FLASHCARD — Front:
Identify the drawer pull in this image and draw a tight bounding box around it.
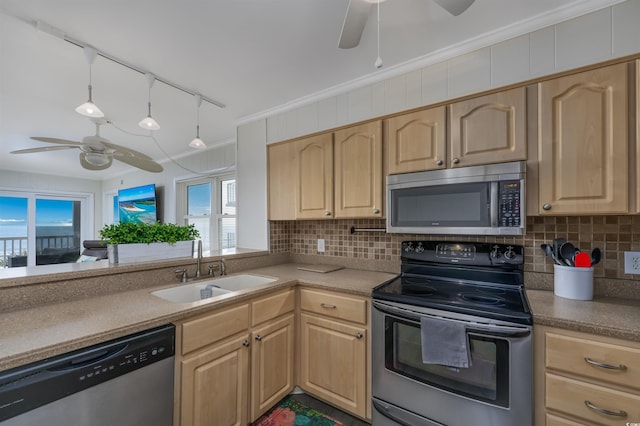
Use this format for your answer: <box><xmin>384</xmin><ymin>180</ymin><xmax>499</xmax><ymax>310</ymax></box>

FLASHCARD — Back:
<box><xmin>321</xmin><ymin>303</ymin><xmax>337</xmax><ymax>309</ymax></box>
<box><xmin>584</xmin><ymin>357</ymin><xmax>627</xmax><ymax>371</ymax></box>
<box><xmin>584</xmin><ymin>400</ymin><xmax>627</xmax><ymax>418</ymax></box>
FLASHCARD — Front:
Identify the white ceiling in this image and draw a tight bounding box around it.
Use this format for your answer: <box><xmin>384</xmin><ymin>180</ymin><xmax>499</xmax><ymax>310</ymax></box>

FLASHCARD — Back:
<box><xmin>0</xmin><ymin>0</ymin><xmax>622</xmax><ymax>180</ymax></box>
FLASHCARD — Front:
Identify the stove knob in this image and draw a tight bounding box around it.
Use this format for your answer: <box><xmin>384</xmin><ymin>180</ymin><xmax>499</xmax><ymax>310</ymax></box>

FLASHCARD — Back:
<box><xmin>504</xmin><ymin>246</ymin><xmax>516</xmax><ymax>260</ymax></box>
<box><xmin>404</xmin><ymin>243</ymin><xmax>414</xmax><ymax>253</ymax></box>
<box><xmin>415</xmin><ymin>244</ymin><xmax>425</xmax><ymax>253</ymax></box>
<box><xmin>490</xmin><ymin>245</ymin><xmax>502</xmax><ymax>259</ymax></box>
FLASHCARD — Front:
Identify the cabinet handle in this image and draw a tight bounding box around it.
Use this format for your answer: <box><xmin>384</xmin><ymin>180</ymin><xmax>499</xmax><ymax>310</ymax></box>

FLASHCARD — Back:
<box><xmin>584</xmin><ymin>357</ymin><xmax>627</xmax><ymax>371</ymax></box>
<box><xmin>542</xmin><ymin>203</ymin><xmax>552</xmax><ymax>211</ymax></box>
<box><xmin>324</xmin><ymin>211</ymin><xmax>332</xmax><ymax>216</ymax></box>
<box><xmin>255</xmin><ymin>335</ymin><xmax>263</xmax><ymax>342</ymax></box>
<box><xmin>321</xmin><ymin>303</ymin><xmax>337</xmax><ymax>309</ymax></box>
<box><xmin>242</xmin><ymin>340</ymin><xmax>250</xmax><ymax>347</ymax></box>
<box><xmin>373</xmin><ymin>209</ymin><xmax>380</xmax><ymax>214</ymax></box>
<box><xmin>584</xmin><ymin>401</ymin><xmax>627</xmax><ymax>418</ymax></box>
<box><xmin>452</xmin><ymin>158</ymin><xmax>460</xmax><ymax>165</ymax></box>
<box><xmin>436</xmin><ymin>159</ymin><xmax>443</xmax><ymax>166</ymax></box>
<box><xmin>356</xmin><ymin>332</ymin><xmax>364</xmax><ymax>339</ymax></box>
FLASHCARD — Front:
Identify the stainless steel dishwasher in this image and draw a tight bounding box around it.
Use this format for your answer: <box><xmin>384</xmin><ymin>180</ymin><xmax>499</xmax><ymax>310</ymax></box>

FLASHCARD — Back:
<box><xmin>0</xmin><ymin>324</ymin><xmax>175</xmax><ymax>426</ymax></box>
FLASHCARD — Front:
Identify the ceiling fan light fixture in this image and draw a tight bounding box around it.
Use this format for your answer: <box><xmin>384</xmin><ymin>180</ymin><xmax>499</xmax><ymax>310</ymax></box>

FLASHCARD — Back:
<box><xmin>84</xmin><ymin>152</ymin><xmax>110</xmax><ymax>166</ymax></box>
<box><xmin>138</xmin><ymin>73</ymin><xmax>160</xmax><ymax>130</ymax></box>
<box><xmin>76</xmin><ymin>46</ymin><xmax>104</xmax><ymax>118</ymax></box>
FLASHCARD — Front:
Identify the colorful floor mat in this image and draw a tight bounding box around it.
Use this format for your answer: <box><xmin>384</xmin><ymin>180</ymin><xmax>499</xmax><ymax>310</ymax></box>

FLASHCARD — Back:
<box><xmin>253</xmin><ymin>396</ymin><xmax>344</xmax><ymax>426</ymax></box>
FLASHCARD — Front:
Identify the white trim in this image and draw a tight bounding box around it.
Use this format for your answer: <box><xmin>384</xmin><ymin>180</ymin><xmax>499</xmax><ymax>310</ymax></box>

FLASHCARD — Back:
<box><xmin>235</xmin><ymin>0</ymin><xmax>627</xmax><ymax>126</ymax></box>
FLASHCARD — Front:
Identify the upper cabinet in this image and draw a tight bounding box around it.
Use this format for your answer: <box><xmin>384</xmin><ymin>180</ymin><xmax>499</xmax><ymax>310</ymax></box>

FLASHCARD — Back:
<box><xmin>267</xmin><ymin>142</ymin><xmax>296</xmax><ymax>220</ymax></box>
<box><xmin>333</xmin><ymin>121</ymin><xmax>383</xmax><ymax>218</ymax></box>
<box><xmin>295</xmin><ymin>133</ymin><xmax>334</xmax><ymax>219</ymax></box>
<box><xmin>537</xmin><ymin>62</ymin><xmax>629</xmax><ymax>215</ymax></box>
<box><xmin>449</xmin><ymin>86</ymin><xmax>527</xmax><ymax>168</ymax></box>
<box><xmin>385</xmin><ymin>106</ymin><xmax>447</xmax><ymax>174</ymax></box>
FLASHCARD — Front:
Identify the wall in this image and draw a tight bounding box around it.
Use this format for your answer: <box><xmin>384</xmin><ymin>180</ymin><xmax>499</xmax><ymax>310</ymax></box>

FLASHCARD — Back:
<box><xmin>237</xmin><ymin>0</ymin><xmax>640</xmax><ymax>251</ymax></box>
<box><xmin>269</xmin><ymin>216</ymin><xmax>640</xmax><ymax>281</ymax></box>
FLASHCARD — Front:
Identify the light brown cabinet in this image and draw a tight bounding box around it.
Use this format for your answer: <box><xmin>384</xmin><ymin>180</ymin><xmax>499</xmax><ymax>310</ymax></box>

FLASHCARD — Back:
<box><xmin>536</xmin><ymin>62</ymin><xmax>629</xmax><ymax>215</ymax></box>
<box><xmin>385</xmin><ymin>106</ymin><xmax>447</xmax><ymax>174</ymax></box>
<box><xmin>534</xmin><ymin>325</ymin><xmax>640</xmax><ymax>426</ymax></box>
<box><xmin>299</xmin><ymin>288</ymin><xmax>369</xmax><ymax>419</ymax></box>
<box><xmin>295</xmin><ymin>133</ymin><xmax>334</xmax><ymax>219</ymax></box>
<box><xmin>449</xmin><ymin>86</ymin><xmax>527</xmax><ymax>168</ymax></box>
<box><xmin>267</xmin><ymin>141</ymin><xmax>297</xmax><ymax>220</ymax></box>
<box><xmin>176</xmin><ymin>289</ymin><xmax>295</xmax><ymax>426</ymax></box>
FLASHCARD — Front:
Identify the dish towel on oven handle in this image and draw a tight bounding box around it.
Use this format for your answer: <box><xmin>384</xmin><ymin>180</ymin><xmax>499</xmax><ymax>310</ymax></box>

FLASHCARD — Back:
<box><xmin>420</xmin><ymin>316</ymin><xmax>471</xmax><ymax>368</ymax></box>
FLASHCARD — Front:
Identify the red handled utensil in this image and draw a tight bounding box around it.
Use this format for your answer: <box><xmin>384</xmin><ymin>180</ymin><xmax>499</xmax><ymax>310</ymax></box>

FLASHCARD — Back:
<box><xmin>574</xmin><ymin>251</ymin><xmax>591</xmax><ymax>267</ymax></box>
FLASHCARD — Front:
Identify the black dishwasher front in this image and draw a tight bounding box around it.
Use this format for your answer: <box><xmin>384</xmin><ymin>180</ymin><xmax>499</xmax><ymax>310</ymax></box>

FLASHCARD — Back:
<box><xmin>0</xmin><ymin>324</ymin><xmax>175</xmax><ymax>426</ymax></box>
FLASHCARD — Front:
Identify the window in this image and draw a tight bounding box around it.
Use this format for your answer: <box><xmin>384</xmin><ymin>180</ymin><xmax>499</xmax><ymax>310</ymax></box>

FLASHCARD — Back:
<box><xmin>0</xmin><ymin>190</ymin><xmax>93</xmax><ymax>268</ymax></box>
<box><xmin>177</xmin><ymin>174</ymin><xmax>236</xmax><ymax>252</ymax></box>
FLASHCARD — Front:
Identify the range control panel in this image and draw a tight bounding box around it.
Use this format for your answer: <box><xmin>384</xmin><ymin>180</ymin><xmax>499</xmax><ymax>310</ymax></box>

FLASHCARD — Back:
<box><xmin>402</xmin><ymin>241</ymin><xmax>524</xmax><ymax>267</ymax></box>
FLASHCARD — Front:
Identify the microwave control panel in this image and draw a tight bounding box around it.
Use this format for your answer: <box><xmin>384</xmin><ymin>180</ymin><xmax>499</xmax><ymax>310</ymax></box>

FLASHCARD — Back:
<box><xmin>498</xmin><ymin>181</ymin><xmax>521</xmax><ymax>227</ymax></box>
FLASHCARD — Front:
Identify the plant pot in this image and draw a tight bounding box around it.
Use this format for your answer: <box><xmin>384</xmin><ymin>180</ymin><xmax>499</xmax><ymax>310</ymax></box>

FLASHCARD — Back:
<box><xmin>107</xmin><ymin>240</ymin><xmax>195</xmax><ymax>264</ymax></box>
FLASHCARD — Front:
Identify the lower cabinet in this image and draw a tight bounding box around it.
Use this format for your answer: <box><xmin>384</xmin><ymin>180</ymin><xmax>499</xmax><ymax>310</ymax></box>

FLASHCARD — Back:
<box><xmin>175</xmin><ymin>288</ymin><xmax>295</xmax><ymax>426</ymax></box>
<box><xmin>298</xmin><ymin>288</ymin><xmax>369</xmax><ymax>419</ymax></box>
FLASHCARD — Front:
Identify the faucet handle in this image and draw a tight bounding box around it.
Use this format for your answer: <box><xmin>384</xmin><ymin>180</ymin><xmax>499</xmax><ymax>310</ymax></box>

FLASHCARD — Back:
<box><xmin>208</xmin><ymin>264</ymin><xmax>220</xmax><ymax>277</ymax></box>
<box><xmin>175</xmin><ymin>268</ymin><xmax>188</xmax><ymax>283</ymax></box>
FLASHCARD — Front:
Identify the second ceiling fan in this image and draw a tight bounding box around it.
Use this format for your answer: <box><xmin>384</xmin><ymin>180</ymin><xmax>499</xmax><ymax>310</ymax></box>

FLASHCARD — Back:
<box><xmin>338</xmin><ymin>0</ymin><xmax>476</xmax><ymax>49</ymax></box>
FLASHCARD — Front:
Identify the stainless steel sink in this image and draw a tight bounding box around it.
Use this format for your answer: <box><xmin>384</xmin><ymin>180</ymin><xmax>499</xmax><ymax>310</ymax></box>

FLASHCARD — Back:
<box><xmin>151</xmin><ymin>274</ymin><xmax>277</xmax><ymax>303</ymax></box>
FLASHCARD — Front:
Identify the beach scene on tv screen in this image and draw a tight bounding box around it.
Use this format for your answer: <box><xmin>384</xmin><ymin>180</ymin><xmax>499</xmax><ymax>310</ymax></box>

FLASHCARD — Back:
<box><xmin>118</xmin><ymin>185</ymin><xmax>157</xmax><ymax>224</ymax></box>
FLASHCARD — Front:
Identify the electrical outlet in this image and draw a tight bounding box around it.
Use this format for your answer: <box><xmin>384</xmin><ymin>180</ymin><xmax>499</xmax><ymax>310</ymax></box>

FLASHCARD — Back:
<box><xmin>317</xmin><ymin>239</ymin><xmax>325</xmax><ymax>253</ymax></box>
<box><xmin>624</xmin><ymin>251</ymin><xmax>640</xmax><ymax>274</ymax></box>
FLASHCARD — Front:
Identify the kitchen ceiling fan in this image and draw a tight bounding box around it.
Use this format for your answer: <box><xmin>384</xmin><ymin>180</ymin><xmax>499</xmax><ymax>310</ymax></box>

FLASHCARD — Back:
<box><xmin>10</xmin><ymin>118</ymin><xmax>163</xmax><ymax>173</ymax></box>
<box><xmin>338</xmin><ymin>0</ymin><xmax>476</xmax><ymax>49</ymax></box>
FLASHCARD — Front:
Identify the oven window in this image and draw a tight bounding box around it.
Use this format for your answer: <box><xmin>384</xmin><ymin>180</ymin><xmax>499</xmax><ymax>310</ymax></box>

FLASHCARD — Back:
<box><xmin>390</xmin><ymin>182</ymin><xmax>490</xmax><ymax>228</ymax></box>
<box><xmin>385</xmin><ymin>316</ymin><xmax>509</xmax><ymax>407</ymax></box>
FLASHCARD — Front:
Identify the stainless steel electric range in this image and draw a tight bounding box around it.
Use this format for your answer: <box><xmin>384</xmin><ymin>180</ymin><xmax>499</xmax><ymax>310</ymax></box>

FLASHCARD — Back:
<box><xmin>371</xmin><ymin>241</ymin><xmax>532</xmax><ymax>426</ymax></box>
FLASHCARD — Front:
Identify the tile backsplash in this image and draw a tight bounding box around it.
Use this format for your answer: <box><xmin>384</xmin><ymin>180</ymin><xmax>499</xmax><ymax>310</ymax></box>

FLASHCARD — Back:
<box><xmin>270</xmin><ymin>216</ymin><xmax>640</xmax><ymax>280</ymax></box>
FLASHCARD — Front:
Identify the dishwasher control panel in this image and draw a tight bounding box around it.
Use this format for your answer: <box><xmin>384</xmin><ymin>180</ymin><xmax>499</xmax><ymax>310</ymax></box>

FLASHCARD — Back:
<box><xmin>0</xmin><ymin>324</ymin><xmax>175</xmax><ymax>422</ymax></box>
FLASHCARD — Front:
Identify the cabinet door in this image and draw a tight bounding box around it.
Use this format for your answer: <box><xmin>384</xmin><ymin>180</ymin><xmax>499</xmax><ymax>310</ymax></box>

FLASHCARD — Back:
<box><xmin>180</xmin><ymin>334</ymin><xmax>250</xmax><ymax>426</ymax></box>
<box><xmin>250</xmin><ymin>314</ymin><xmax>295</xmax><ymax>421</ymax></box>
<box><xmin>538</xmin><ymin>63</ymin><xmax>628</xmax><ymax>214</ymax></box>
<box><xmin>334</xmin><ymin>121</ymin><xmax>383</xmax><ymax>218</ymax></box>
<box><xmin>299</xmin><ymin>313</ymin><xmax>367</xmax><ymax>418</ymax></box>
<box><xmin>296</xmin><ymin>133</ymin><xmax>334</xmax><ymax>219</ymax></box>
<box><xmin>385</xmin><ymin>107</ymin><xmax>446</xmax><ymax>174</ymax></box>
<box><xmin>267</xmin><ymin>142</ymin><xmax>296</xmax><ymax>220</ymax></box>
<box><xmin>449</xmin><ymin>87</ymin><xmax>527</xmax><ymax>167</ymax></box>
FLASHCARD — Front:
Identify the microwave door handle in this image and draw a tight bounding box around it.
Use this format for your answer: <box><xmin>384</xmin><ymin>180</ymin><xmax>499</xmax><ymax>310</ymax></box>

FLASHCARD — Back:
<box><xmin>490</xmin><ymin>181</ymin><xmax>498</xmax><ymax>227</ymax></box>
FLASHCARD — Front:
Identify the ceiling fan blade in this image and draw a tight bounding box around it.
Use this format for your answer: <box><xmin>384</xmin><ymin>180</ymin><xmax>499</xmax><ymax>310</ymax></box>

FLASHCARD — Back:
<box><xmin>338</xmin><ymin>0</ymin><xmax>372</xmax><ymax>49</ymax></box>
<box><xmin>432</xmin><ymin>0</ymin><xmax>475</xmax><ymax>16</ymax></box>
<box><xmin>11</xmin><ymin>146</ymin><xmax>78</xmax><ymax>154</ymax></box>
<box><xmin>100</xmin><ymin>141</ymin><xmax>154</xmax><ymax>160</ymax></box>
<box><xmin>31</xmin><ymin>137</ymin><xmax>83</xmax><ymax>146</ymax></box>
<box><xmin>113</xmin><ymin>152</ymin><xmax>163</xmax><ymax>173</ymax></box>
<box><xmin>79</xmin><ymin>152</ymin><xmax>112</xmax><ymax>170</ymax></box>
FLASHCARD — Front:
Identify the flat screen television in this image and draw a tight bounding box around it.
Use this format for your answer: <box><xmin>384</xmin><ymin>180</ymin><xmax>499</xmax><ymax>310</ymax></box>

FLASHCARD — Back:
<box><xmin>117</xmin><ymin>184</ymin><xmax>158</xmax><ymax>224</ymax></box>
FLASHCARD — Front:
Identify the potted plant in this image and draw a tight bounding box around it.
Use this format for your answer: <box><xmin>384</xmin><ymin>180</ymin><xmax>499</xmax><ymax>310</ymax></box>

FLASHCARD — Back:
<box><xmin>99</xmin><ymin>222</ymin><xmax>200</xmax><ymax>264</ymax></box>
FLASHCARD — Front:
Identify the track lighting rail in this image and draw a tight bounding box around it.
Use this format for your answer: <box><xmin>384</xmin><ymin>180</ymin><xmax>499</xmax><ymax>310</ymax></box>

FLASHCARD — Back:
<box><xmin>35</xmin><ymin>20</ymin><xmax>226</xmax><ymax>109</ymax></box>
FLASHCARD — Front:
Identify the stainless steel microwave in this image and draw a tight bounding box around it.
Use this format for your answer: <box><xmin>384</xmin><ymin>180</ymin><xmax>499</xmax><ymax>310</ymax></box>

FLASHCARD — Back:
<box><xmin>386</xmin><ymin>161</ymin><xmax>525</xmax><ymax>235</ymax></box>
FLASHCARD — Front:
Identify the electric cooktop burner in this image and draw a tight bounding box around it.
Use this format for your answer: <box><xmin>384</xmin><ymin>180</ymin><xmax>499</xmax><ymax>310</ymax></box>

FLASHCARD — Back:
<box><xmin>373</xmin><ymin>241</ymin><xmax>532</xmax><ymax>325</ymax></box>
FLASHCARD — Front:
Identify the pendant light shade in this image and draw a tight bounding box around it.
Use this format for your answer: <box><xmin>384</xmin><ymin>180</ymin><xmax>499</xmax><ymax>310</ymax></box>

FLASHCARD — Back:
<box><xmin>76</xmin><ymin>46</ymin><xmax>104</xmax><ymax>118</ymax></box>
<box><xmin>138</xmin><ymin>73</ymin><xmax>160</xmax><ymax>130</ymax></box>
<box><xmin>189</xmin><ymin>95</ymin><xmax>206</xmax><ymax>149</ymax></box>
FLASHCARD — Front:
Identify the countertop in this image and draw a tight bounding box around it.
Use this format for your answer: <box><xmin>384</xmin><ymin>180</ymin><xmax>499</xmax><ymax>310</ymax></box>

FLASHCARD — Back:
<box><xmin>0</xmin><ymin>263</ymin><xmax>396</xmax><ymax>371</ymax></box>
<box><xmin>2</xmin><ymin>263</ymin><xmax>639</xmax><ymax>372</ymax></box>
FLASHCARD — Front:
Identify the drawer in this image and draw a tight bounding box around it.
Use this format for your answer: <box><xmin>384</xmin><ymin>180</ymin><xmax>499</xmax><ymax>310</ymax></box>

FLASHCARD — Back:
<box><xmin>181</xmin><ymin>304</ymin><xmax>249</xmax><ymax>354</ymax></box>
<box><xmin>546</xmin><ymin>373</ymin><xmax>640</xmax><ymax>425</ymax></box>
<box><xmin>299</xmin><ymin>288</ymin><xmax>367</xmax><ymax>324</ymax></box>
<box><xmin>546</xmin><ymin>413</ymin><xmax>595</xmax><ymax>426</ymax></box>
<box><xmin>251</xmin><ymin>288</ymin><xmax>295</xmax><ymax>326</ymax></box>
<box><xmin>546</xmin><ymin>332</ymin><xmax>640</xmax><ymax>391</ymax></box>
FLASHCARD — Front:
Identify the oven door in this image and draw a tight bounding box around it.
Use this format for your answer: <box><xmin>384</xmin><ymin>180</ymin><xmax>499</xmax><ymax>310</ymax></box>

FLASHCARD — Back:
<box><xmin>372</xmin><ymin>300</ymin><xmax>532</xmax><ymax>426</ymax></box>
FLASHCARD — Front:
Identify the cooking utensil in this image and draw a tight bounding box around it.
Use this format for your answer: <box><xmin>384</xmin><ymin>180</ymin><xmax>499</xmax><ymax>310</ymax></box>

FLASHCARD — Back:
<box><xmin>590</xmin><ymin>248</ymin><xmax>601</xmax><ymax>266</ymax></box>
<box><xmin>541</xmin><ymin>243</ymin><xmax>561</xmax><ymax>265</ymax></box>
<box><xmin>574</xmin><ymin>251</ymin><xmax>592</xmax><ymax>267</ymax></box>
<box><xmin>559</xmin><ymin>242</ymin><xmax>577</xmax><ymax>267</ymax></box>
<box><xmin>552</xmin><ymin>238</ymin><xmax>567</xmax><ymax>261</ymax></box>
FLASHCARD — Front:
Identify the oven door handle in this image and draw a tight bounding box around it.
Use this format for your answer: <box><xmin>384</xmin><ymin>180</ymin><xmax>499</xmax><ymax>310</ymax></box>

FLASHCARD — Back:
<box><xmin>373</xmin><ymin>399</ymin><xmax>445</xmax><ymax>426</ymax></box>
<box><xmin>373</xmin><ymin>301</ymin><xmax>531</xmax><ymax>338</ymax></box>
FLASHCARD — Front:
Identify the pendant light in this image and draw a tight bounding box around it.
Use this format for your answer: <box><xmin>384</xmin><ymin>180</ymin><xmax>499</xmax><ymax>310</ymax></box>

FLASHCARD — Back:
<box><xmin>374</xmin><ymin>0</ymin><xmax>383</xmax><ymax>69</ymax></box>
<box><xmin>138</xmin><ymin>73</ymin><xmax>160</xmax><ymax>130</ymax></box>
<box><xmin>75</xmin><ymin>46</ymin><xmax>104</xmax><ymax>118</ymax></box>
<box><xmin>189</xmin><ymin>95</ymin><xmax>206</xmax><ymax>149</ymax></box>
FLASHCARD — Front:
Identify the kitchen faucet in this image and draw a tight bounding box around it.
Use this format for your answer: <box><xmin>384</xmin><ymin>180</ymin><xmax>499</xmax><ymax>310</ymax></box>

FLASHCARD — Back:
<box><xmin>208</xmin><ymin>258</ymin><xmax>226</xmax><ymax>276</ymax></box>
<box><xmin>195</xmin><ymin>239</ymin><xmax>203</xmax><ymax>278</ymax></box>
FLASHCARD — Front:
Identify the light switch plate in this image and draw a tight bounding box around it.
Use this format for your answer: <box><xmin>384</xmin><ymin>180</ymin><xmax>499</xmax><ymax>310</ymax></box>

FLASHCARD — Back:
<box><xmin>624</xmin><ymin>251</ymin><xmax>640</xmax><ymax>274</ymax></box>
<box><xmin>317</xmin><ymin>239</ymin><xmax>325</xmax><ymax>253</ymax></box>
